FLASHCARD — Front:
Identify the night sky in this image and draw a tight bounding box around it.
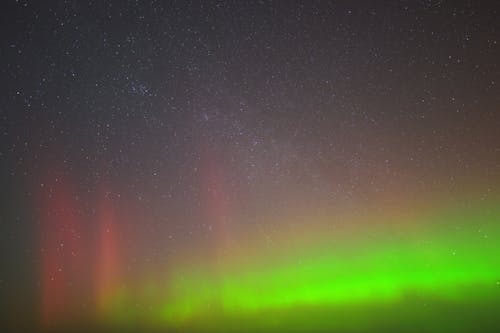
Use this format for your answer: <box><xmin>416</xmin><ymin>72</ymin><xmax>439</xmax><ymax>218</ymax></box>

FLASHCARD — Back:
<box><xmin>1</xmin><ymin>1</ymin><xmax>500</xmax><ymax>332</ymax></box>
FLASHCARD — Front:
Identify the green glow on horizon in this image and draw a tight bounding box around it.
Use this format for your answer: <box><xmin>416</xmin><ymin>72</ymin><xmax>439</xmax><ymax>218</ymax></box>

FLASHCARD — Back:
<box><xmin>158</xmin><ymin>202</ymin><xmax>500</xmax><ymax>329</ymax></box>
<box><xmin>90</xmin><ymin>200</ymin><xmax>500</xmax><ymax>331</ymax></box>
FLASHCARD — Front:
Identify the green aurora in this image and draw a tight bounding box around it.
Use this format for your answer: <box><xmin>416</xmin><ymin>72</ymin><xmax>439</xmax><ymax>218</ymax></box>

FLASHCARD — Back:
<box><xmin>98</xmin><ymin>200</ymin><xmax>500</xmax><ymax>332</ymax></box>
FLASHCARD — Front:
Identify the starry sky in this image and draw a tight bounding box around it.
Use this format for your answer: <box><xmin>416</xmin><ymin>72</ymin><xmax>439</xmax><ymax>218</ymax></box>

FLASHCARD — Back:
<box><xmin>1</xmin><ymin>1</ymin><xmax>500</xmax><ymax>332</ymax></box>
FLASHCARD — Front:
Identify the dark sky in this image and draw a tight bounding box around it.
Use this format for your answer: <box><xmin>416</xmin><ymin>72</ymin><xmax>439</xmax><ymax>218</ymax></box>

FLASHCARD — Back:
<box><xmin>1</xmin><ymin>0</ymin><xmax>500</xmax><ymax>330</ymax></box>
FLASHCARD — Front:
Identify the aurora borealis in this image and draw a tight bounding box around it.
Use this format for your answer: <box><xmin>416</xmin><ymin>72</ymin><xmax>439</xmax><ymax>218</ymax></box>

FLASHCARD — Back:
<box><xmin>2</xmin><ymin>1</ymin><xmax>500</xmax><ymax>332</ymax></box>
<box><xmin>30</xmin><ymin>190</ymin><xmax>500</xmax><ymax>332</ymax></box>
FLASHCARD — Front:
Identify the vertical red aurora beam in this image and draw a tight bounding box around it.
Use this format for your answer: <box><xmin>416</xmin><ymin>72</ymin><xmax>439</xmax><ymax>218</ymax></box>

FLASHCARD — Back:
<box><xmin>200</xmin><ymin>147</ymin><xmax>232</xmax><ymax>254</ymax></box>
<box><xmin>39</xmin><ymin>173</ymin><xmax>85</xmax><ymax>327</ymax></box>
<box><xmin>95</xmin><ymin>187</ymin><xmax>121</xmax><ymax>315</ymax></box>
